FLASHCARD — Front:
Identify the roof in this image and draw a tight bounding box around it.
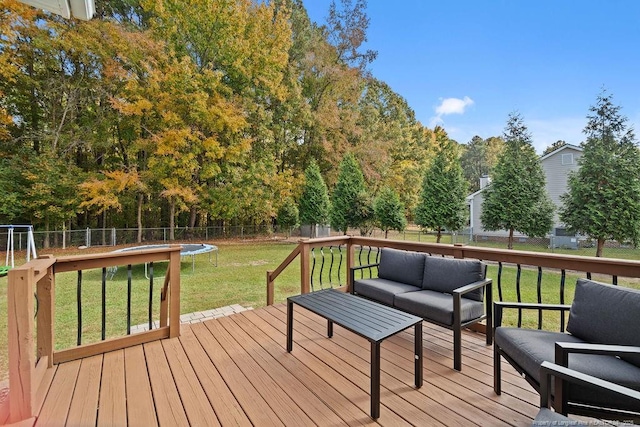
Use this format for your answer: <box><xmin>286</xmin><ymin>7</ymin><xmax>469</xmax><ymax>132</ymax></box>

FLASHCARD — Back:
<box><xmin>18</xmin><ymin>0</ymin><xmax>95</xmax><ymax>20</ymax></box>
<box><xmin>538</xmin><ymin>143</ymin><xmax>583</xmax><ymax>162</ymax></box>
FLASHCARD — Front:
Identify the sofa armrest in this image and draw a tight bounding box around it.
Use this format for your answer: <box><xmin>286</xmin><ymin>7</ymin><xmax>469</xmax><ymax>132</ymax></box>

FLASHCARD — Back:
<box><xmin>493</xmin><ymin>302</ymin><xmax>570</xmax><ymax>328</ymax></box>
<box><xmin>452</xmin><ymin>278</ymin><xmax>492</xmax><ymax>297</ymax></box>
<box><xmin>539</xmin><ymin>361</ymin><xmax>640</xmax><ymax>411</ymax></box>
<box><xmin>554</xmin><ymin>341</ymin><xmax>640</xmax><ymax>365</ymax></box>
<box><xmin>349</xmin><ymin>263</ymin><xmax>379</xmax><ymax>293</ymax></box>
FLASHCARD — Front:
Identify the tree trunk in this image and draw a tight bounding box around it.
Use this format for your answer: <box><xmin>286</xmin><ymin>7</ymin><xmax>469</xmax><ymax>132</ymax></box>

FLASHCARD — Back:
<box><xmin>436</xmin><ymin>228</ymin><xmax>442</xmax><ymax>243</ymax></box>
<box><xmin>508</xmin><ymin>228</ymin><xmax>514</xmax><ymax>250</ymax></box>
<box><xmin>189</xmin><ymin>206</ymin><xmax>197</xmax><ymax>228</ymax></box>
<box><xmin>101</xmin><ymin>211</ymin><xmax>107</xmax><ymax>246</ymax></box>
<box><xmin>169</xmin><ymin>199</ymin><xmax>175</xmax><ymax>240</ymax></box>
<box><xmin>384</xmin><ymin>229</ymin><xmax>388</xmax><ymax>239</ymax></box>
<box><xmin>137</xmin><ymin>193</ymin><xmax>143</xmax><ymax>243</ymax></box>
<box><xmin>43</xmin><ymin>218</ymin><xmax>50</xmax><ymax>249</ymax></box>
<box><xmin>596</xmin><ymin>238</ymin><xmax>605</xmax><ymax>257</ymax></box>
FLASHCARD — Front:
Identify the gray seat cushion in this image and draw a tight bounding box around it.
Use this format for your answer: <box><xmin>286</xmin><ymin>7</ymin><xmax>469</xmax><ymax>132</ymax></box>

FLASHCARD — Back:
<box><xmin>353</xmin><ymin>278</ymin><xmax>420</xmax><ymax>306</ymax></box>
<box><xmin>495</xmin><ymin>327</ymin><xmax>640</xmax><ymax>412</ymax></box>
<box><xmin>393</xmin><ymin>290</ymin><xmax>484</xmax><ymax>325</ymax></box>
<box><xmin>567</xmin><ymin>279</ymin><xmax>640</xmax><ymax>367</ymax></box>
<box><xmin>377</xmin><ymin>247</ymin><xmax>425</xmax><ymax>287</ymax></box>
<box><xmin>422</xmin><ymin>256</ymin><xmax>485</xmax><ymax>301</ymax></box>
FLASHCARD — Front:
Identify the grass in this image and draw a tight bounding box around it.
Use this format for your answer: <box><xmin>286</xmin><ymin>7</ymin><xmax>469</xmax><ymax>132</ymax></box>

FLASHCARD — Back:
<box><xmin>2</xmin><ymin>236</ymin><xmax>640</xmax><ymax>383</ymax></box>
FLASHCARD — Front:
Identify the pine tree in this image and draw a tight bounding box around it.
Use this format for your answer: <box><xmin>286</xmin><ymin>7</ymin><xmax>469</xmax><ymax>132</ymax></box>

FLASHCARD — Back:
<box><xmin>560</xmin><ymin>91</ymin><xmax>640</xmax><ymax>256</ymax></box>
<box><xmin>299</xmin><ymin>161</ymin><xmax>330</xmax><ymax>237</ymax></box>
<box><xmin>481</xmin><ymin>113</ymin><xmax>554</xmax><ymax>249</ymax></box>
<box><xmin>277</xmin><ymin>198</ymin><xmax>300</xmax><ymax>237</ymax></box>
<box><xmin>374</xmin><ymin>186</ymin><xmax>406</xmax><ymax>238</ymax></box>
<box><xmin>415</xmin><ymin>131</ymin><xmax>468</xmax><ymax>243</ymax></box>
<box><xmin>330</xmin><ymin>153</ymin><xmax>367</xmax><ymax>234</ymax></box>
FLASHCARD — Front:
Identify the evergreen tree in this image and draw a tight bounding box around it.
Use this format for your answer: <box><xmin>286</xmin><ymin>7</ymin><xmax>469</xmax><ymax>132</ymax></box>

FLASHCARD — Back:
<box><xmin>374</xmin><ymin>186</ymin><xmax>406</xmax><ymax>238</ymax></box>
<box><xmin>330</xmin><ymin>153</ymin><xmax>367</xmax><ymax>234</ymax></box>
<box><xmin>560</xmin><ymin>91</ymin><xmax>640</xmax><ymax>256</ymax></box>
<box><xmin>276</xmin><ymin>198</ymin><xmax>300</xmax><ymax>237</ymax></box>
<box><xmin>481</xmin><ymin>113</ymin><xmax>554</xmax><ymax>249</ymax></box>
<box><xmin>299</xmin><ymin>161</ymin><xmax>330</xmax><ymax>237</ymax></box>
<box><xmin>415</xmin><ymin>131</ymin><xmax>468</xmax><ymax>243</ymax></box>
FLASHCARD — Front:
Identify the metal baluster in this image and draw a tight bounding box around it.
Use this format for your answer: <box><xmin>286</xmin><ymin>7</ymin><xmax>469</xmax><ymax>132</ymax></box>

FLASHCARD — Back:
<box><xmin>310</xmin><ymin>248</ymin><xmax>317</xmax><ymax>291</ymax></box>
<box><xmin>537</xmin><ymin>267</ymin><xmax>543</xmax><ymax>329</ymax></box>
<box><xmin>328</xmin><ymin>246</ymin><xmax>335</xmax><ymax>287</ymax></box>
<box><xmin>560</xmin><ymin>270</ymin><xmax>566</xmax><ymax>332</ymax></box>
<box><xmin>337</xmin><ymin>245</ymin><xmax>344</xmax><ymax>285</ymax></box>
<box><xmin>127</xmin><ymin>264</ymin><xmax>132</xmax><ymax>335</ymax></box>
<box><xmin>319</xmin><ymin>247</ymin><xmax>326</xmax><ymax>289</ymax></box>
<box><xmin>497</xmin><ymin>262</ymin><xmax>503</xmax><ymax>302</ymax></box>
<box><xmin>77</xmin><ymin>270</ymin><xmax>82</xmax><ymax>346</ymax></box>
<box><xmin>149</xmin><ymin>262</ymin><xmax>154</xmax><ymax>330</ymax></box>
<box><xmin>612</xmin><ymin>275</ymin><xmax>618</xmax><ymax>285</ymax></box>
<box><xmin>516</xmin><ymin>264</ymin><xmax>522</xmax><ymax>328</ymax></box>
<box><xmin>101</xmin><ymin>267</ymin><xmax>107</xmax><ymax>340</ymax></box>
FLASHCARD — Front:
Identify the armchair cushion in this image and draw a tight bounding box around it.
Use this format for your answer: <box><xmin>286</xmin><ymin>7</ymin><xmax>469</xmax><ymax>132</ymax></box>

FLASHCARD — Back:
<box><xmin>566</xmin><ymin>279</ymin><xmax>640</xmax><ymax>367</ymax></box>
<box><xmin>422</xmin><ymin>256</ymin><xmax>485</xmax><ymax>301</ymax></box>
<box><xmin>494</xmin><ymin>327</ymin><xmax>640</xmax><ymax>410</ymax></box>
<box><xmin>394</xmin><ymin>289</ymin><xmax>484</xmax><ymax>325</ymax></box>
<box><xmin>377</xmin><ymin>247</ymin><xmax>425</xmax><ymax>287</ymax></box>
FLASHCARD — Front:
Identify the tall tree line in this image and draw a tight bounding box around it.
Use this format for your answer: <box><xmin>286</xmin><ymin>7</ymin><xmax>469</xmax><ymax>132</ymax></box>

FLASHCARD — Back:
<box><xmin>0</xmin><ymin>0</ymin><xmax>436</xmax><ymax>244</ymax></box>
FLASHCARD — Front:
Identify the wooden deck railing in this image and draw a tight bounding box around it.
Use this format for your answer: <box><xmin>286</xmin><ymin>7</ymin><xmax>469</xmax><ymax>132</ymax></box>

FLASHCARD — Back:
<box><xmin>267</xmin><ymin>236</ymin><xmax>640</xmax><ymax>318</ymax></box>
<box><xmin>5</xmin><ymin>246</ymin><xmax>181</xmax><ymax>424</ymax></box>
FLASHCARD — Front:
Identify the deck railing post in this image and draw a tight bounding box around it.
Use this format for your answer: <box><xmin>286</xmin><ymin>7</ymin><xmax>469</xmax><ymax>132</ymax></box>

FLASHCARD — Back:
<box><xmin>266</xmin><ymin>270</ymin><xmax>275</xmax><ymax>305</ymax></box>
<box><xmin>8</xmin><ymin>267</ymin><xmax>36</xmax><ymax>423</ymax></box>
<box><xmin>347</xmin><ymin>238</ymin><xmax>355</xmax><ymax>292</ymax></box>
<box><xmin>37</xmin><ymin>260</ymin><xmax>55</xmax><ymax>368</ymax></box>
<box><xmin>300</xmin><ymin>240</ymin><xmax>311</xmax><ymax>294</ymax></box>
<box><xmin>169</xmin><ymin>246</ymin><xmax>181</xmax><ymax>338</ymax></box>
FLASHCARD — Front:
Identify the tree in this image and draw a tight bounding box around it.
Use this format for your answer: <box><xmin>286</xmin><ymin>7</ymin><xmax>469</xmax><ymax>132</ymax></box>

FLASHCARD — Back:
<box><xmin>330</xmin><ymin>153</ymin><xmax>367</xmax><ymax>234</ymax></box>
<box><xmin>481</xmin><ymin>113</ymin><xmax>554</xmax><ymax>249</ymax></box>
<box><xmin>542</xmin><ymin>140</ymin><xmax>567</xmax><ymax>156</ymax></box>
<box><xmin>277</xmin><ymin>198</ymin><xmax>300</xmax><ymax>237</ymax></box>
<box><xmin>461</xmin><ymin>135</ymin><xmax>504</xmax><ymax>192</ymax></box>
<box><xmin>374</xmin><ymin>187</ymin><xmax>406</xmax><ymax>238</ymax></box>
<box><xmin>415</xmin><ymin>130</ymin><xmax>468</xmax><ymax>243</ymax></box>
<box><xmin>560</xmin><ymin>91</ymin><xmax>640</xmax><ymax>257</ymax></box>
<box><xmin>299</xmin><ymin>161</ymin><xmax>330</xmax><ymax>237</ymax></box>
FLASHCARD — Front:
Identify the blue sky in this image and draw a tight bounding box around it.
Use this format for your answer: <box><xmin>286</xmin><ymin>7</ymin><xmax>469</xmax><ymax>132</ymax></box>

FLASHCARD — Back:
<box><xmin>304</xmin><ymin>1</ymin><xmax>640</xmax><ymax>153</ymax></box>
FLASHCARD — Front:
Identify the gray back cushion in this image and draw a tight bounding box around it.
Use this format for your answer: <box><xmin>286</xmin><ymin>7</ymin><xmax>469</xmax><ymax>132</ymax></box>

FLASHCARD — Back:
<box><xmin>567</xmin><ymin>278</ymin><xmax>640</xmax><ymax>367</ymax></box>
<box><xmin>422</xmin><ymin>256</ymin><xmax>485</xmax><ymax>301</ymax></box>
<box><xmin>377</xmin><ymin>248</ymin><xmax>425</xmax><ymax>287</ymax></box>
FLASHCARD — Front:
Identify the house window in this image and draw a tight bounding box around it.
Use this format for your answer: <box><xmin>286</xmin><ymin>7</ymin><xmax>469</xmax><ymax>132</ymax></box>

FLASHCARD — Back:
<box><xmin>561</xmin><ymin>153</ymin><xmax>573</xmax><ymax>165</ymax></box>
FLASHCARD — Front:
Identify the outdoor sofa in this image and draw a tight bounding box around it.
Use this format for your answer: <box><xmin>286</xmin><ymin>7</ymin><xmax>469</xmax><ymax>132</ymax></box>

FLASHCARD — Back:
<box><xmin>350</xmin><ymin>247</ymin><xmax>493</xmax><ymax>371</ymax></box>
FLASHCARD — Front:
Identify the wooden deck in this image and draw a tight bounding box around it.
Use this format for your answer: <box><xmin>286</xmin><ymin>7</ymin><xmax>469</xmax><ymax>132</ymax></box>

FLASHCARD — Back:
<box><xmin>31</xmin><ymin>304</ymin><xmax>541</xmax><ymax>426</ymax></box>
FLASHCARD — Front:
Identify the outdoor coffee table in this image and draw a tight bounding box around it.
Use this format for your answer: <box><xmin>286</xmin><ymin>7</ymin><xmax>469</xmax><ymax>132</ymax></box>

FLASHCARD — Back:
<box><xmin>287</xmin><ymin>289</ymin><xmax>423</xmax><ymax>419</ymax></box>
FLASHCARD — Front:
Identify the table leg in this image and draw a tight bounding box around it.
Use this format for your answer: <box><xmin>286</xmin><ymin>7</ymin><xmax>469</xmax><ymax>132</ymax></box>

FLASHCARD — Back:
<box><xmin>371</xmin><ymin>341</ymin><xmax>380</xmax><ymax>419</ymax></box>
<box><xmin>327</xmin><ymin>320</ymin><xmax>333</xmax><ymax>338</ymax></box>
<box><xmin>415</xmin><ymin>321</ymin><xmax>423</xmax><ymax>388</ymax></box>
<box><xmin>287</xmin><ymin>300</ymin><xmax>293</xmax><ymax>352</ymax></box>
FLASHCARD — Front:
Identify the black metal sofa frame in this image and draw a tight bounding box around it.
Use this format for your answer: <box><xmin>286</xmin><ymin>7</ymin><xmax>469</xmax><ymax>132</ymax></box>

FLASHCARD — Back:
<box><xmin>350</xmin><ymin>247</ymin><xmax>493</xmax><ymax>371</ymax></box>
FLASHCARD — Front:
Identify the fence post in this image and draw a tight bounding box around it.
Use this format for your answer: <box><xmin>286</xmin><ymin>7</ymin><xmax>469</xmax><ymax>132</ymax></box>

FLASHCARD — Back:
<box><xmin>85</xmin><ymin>227</ymin><xmax>90</xmax><ymax>247</ymax></box>
<box><xmin>37</xmin><ymin>259</ymin><xmax>55</xmax><ymax>368</ymax></box>
<box><xmin>266</xmin><ymin>271</ymin><xmax>274</xmax><ymax>306</ymax></box>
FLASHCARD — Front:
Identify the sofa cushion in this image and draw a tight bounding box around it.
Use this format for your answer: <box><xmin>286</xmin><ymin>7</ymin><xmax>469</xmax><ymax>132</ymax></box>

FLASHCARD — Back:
<box><xmin>377</xmin><ymin>247</ymin><xmax>425</xmax><ymax>287</ymax></box>
<box><xmin>566</xmin><ymin>279</ymin><xmax>640</xmax><ymax>367</ymax></box>
<box><xmin>353</xmin><ymin>278</ymin><xmax>420</xmax><ymax>306</ymax></box>
<box><xmin>495</xmin><ymin>327</ymin><xmax>640</xmax><ymax>412</ymax></box>
<box><xmin>422</xmin><ymin>256</ymin><xmax>485</xmax><ymax>301</ymax></box>
<box><xmin>393</xmin><ymin>290</ymin><xmax>484</xmax><ymax>325</ymax></box>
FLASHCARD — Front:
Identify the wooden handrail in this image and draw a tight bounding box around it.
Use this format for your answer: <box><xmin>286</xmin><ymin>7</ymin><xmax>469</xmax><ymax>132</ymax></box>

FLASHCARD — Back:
<box><xmin>6</xmin><ymin>246</ymin><xmax>182</xmax><ymax>424</ymax></box>
<box><xmin>268</xmin><ymin>236</ymin><xmax>640</xmax><ymax>306</ymax></box>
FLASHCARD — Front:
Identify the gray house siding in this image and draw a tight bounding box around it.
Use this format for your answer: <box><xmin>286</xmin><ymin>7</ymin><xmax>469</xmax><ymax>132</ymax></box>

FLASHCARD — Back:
<box><xmin>466</xmin><ymin>144</ymin><xmax>583</xmax><ymax>239</ymax></box>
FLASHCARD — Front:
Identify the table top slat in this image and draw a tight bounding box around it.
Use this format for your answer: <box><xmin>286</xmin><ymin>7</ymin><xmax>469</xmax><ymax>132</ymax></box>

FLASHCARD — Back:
<box><xmin>288</xmin><ymin>289</ymin><xmax>422</xmax><ymax>342</ymax></box>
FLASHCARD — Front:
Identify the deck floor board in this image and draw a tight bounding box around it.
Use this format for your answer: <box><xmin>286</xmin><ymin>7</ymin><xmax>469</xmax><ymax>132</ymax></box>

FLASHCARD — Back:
<box><xmin>33</xmin><ymin>303</ymin><xmax>545</xmax><ymax>426</ymax></box>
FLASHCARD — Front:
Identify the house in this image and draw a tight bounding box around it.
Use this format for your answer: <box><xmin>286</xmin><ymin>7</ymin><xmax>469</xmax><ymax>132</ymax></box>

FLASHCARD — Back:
<box><xmin>466</xmin><ymin>143</ymin><xmax>583</xmax><ymax>242</ymax></box>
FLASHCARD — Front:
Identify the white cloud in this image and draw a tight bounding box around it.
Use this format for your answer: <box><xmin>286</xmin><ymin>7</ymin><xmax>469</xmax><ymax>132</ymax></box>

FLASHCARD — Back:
<box><xmin>435</xmin><ymin>96</ymin><xmax>475</xmax><ymax>116</ymax></box>
<box><xmin>430</xmin><ymin>96</ymin><xmax>474</xmax><ymax>129</ymax></box>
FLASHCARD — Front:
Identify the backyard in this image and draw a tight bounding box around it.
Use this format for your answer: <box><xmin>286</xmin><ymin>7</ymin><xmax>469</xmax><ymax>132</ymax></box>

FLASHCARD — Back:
<box><xmin>2</xmin><ymin>232</ymin><xmax>640</xmax><ymax>383</ymax></box>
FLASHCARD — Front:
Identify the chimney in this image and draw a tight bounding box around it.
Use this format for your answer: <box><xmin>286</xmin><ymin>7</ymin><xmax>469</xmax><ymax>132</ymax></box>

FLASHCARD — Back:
<box><xmin>479</xmin><ymin>175</ymin><xmax>491</xmax><ymax>190</ymax></box>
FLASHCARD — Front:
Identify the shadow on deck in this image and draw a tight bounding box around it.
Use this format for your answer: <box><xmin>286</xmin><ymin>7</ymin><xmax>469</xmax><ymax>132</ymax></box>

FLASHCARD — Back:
<box><xmin>30</xmin><ymin>304</ymin><xmax>539</xmax><ymax>426</ymax></box>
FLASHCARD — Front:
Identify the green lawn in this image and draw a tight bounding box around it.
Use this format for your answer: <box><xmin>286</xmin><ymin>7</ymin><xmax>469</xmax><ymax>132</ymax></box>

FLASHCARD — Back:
<box><xmin>1</xmin><ymin>237</ymin><xmax>639</xmax><ymax>383</ymax></box>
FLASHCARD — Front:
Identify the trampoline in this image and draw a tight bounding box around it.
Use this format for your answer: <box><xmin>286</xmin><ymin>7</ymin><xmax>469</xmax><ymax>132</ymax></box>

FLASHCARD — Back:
<box><xmin>109</xmin><ymin>243</ymin><xmax>218</xmax><ymax>278</ymax></box>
